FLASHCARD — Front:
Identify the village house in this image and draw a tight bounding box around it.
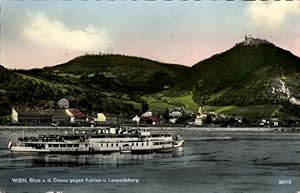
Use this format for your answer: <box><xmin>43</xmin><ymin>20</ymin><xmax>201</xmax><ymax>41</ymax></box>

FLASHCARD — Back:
<box><xmin>52</xmin><ymin>109</ymin><xmax>72</xmax><ymax>126</ymax></box>
<box><xmin>94</xmin><ymin>113</ymin><xmax>118</xmax><ymax>125</ymax></box>
<box><xmin>193</xmin><ymin>106</ymin><xmax>207</xmax><ymax>126</ymax></box>
<box><xmin>258</xmin><ymin>118</ymin><xmax>280</xmax><ymax>127</ymax></box>
<box><xmin>57</xmin><ymin>98</ymin><xmax>70</xmax><ymax>109</ymax></box>
<box><xmin>66</xmin><ymin>108</ymin><xmax>86</xmax><ymax>125</ymax></box>
<box><xmin>12</xmin><ymin>107</ymin><xmax>53</xmax><ymax>125</ymax></box>
<box><xmin>132</xmin><ymin>115</ymin><xmax>140</xmax><ymax>124</ymax></box>
<box><xmin>140</xmin><ymin>111</ymin><xmax>161</xmax><ymax>125</ymax></box>
<box><xmin>169</xmin><ymin>107</ymin><xmax>194</xmax><ymax>124</ymax></box>
<box><xmin>12</xmin><ymin>107</ymin><xmax>87</xmax><ymax>126</ymax></box>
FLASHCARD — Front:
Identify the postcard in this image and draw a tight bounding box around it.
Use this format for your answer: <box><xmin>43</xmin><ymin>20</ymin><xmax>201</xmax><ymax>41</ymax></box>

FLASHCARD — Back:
<box><xmin>1</xmin><ymin>1</ymin><xmax>300</xmax><ymax>193</ymax></box>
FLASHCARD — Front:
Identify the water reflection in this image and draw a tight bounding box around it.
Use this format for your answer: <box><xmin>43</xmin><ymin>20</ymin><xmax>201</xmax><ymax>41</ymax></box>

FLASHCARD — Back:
<box><xmin>8</xmin><ymin>150</ymin><xmax>184</xmax><ymax>168</ymax></box>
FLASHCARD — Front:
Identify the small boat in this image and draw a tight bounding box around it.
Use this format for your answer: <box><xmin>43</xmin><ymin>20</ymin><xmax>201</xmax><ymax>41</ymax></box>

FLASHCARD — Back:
<box><xmin>8</xmin><ymin>127</ymin><xmax>184</xmax><ymax>154</ymax></box>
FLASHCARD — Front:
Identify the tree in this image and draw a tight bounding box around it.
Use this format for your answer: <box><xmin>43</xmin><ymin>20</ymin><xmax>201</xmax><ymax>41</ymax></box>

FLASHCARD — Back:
<box><xmin>163</xmin><ymin>108</ymin><xmax>169</xmax><ymax>120</ymax></box>
<box><xmin>206</xmin><ymin>114</ymin><xmax>213</xmax><ymax>124</ymax></box>
<box><xmin>141</xmin><ymin>101</ymin><xmax>149</xmax><ymax>113</ymax></box>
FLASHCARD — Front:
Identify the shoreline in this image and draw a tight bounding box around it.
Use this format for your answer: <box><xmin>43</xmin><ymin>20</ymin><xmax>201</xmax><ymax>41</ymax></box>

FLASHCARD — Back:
<box><xmin>0</xmin><ymin>126</ymin><xmax>299</xmax><ymax>133</ymax></box>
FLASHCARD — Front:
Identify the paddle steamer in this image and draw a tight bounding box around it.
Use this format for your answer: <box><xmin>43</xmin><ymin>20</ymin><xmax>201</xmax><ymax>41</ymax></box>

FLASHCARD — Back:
<box><xmin>8</xmin><ymin>127</ymin><xmax>184</xmax><ymax>154</ymax></box>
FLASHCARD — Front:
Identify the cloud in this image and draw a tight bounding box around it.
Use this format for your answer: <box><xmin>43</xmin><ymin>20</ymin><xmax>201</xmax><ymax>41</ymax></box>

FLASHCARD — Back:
<box><xmin>23</xmin><ymin>13</ymin><xmax>111</xmax><ymax>51</ymax></box>
<box><xmin>247</xmin><ymin>1</ymin><xmax>300</xmax><ymax>30</ymax></box>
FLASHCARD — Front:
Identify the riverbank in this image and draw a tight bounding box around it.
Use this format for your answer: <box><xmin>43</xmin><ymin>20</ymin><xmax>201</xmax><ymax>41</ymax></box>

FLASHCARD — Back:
<box><xmin>0</xmin><ymin>125</ymin><xmax>299</xmax><ymax>133</ymax></box>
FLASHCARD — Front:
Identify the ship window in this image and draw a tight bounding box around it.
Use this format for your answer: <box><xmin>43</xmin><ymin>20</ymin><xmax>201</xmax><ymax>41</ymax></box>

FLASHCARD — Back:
<box><xmin>116</xmin><ymin>143</ymin><xmax>118</xmax><ymax>147</ymax></box>
<box><xmin>106</xmin><ymin>143</ymin><xmax>108</xmax><ymax>147</ymax></box>
<box><xmin>111</xmin><ymin>143</ymin><xmax>113</xmax><ymax>147</ymax></box>
<box><xmin>53</xmin><ymin>144</ymin><xmax>59</xmax><ymax>147</ymax></box>
<box><xmin>136</xmin><ymin>143</ymin><xmax>138</xmax><ymax>146</ymax></box>
<box><xmin>67</xmin><ymin>144</ymin><xmax>73</xmax><ymax>147</ymax></box>
<box><xmin>132</xmin><ymin>143</ymin><xmax>134</xmax><ymax>146</ymax></box>
<box><xmin>61</xmin><ymin>144</ymin><xmax>66</xmax><ymax>147</ymax></box>
<box><xmin>48</xmin><ymin>144</ymin><xmax>52</xmax><ymax>147</ymax></box>
<box><xmin>101</xmin><ymin>144</ymin><xmax>103</xmax><ymax>147</ymax></box>
<box><xmin>85</xmin><ymin>144</ymin><xmax>88</xmax><ymax>147</ymax></box>
<box><xmin>146</xmin><ymin>142</ymin><xmax>149</xmax><ymax>146</ymax></box>
<box><xmin>141</xmin><ymin>143</ymin><xmax>144</xmax><ymax>146</ymax></box>
<box><xmin>74</xmin><ymin>144</ymin><xmax>79</xmax><ymax>147</ymax></box>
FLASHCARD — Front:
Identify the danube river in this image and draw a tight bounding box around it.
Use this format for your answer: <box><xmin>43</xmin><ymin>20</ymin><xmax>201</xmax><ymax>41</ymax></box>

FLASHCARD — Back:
<box><xmin>0</xmin><ymin>128</ymin><xmax>300</xmax><ymax>193</ymax></box>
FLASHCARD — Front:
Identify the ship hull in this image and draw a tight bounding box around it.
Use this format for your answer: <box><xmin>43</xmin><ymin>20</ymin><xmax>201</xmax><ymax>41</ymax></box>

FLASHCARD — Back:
<box><xmin>10</xmin><ymin>140</ymin><xmax>184</xmax><ymax>154</ymax></box>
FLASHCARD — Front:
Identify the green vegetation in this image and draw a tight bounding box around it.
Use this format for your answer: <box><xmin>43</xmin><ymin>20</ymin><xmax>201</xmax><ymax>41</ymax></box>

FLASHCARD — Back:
<box><xmin>161</xmin><ymin>94</ymin><xmax>198</xmax><ymax>111</ymax></box>
<box><xmin>180</xmin><ymin>42</ymin><xmax>300</xmax><ymax>106</ymax></box>
<box><xmin>1</xmin><ymin>38</ymin><xmax>300</xmax><ymax>123</ymax></box>
<box><xmin>140</xmin><ymin>96</ymin><xmax>174</xmax><ymax>113</ymax></box>
<box><xmin>203</xmin><ymin>105</ymin><xmax>282</xmax><ymax>122</ymax></box>
<box><xmin>45</xmin><ymin>54</ymin><xmax>187</xmax><ymax>93</ymax></box>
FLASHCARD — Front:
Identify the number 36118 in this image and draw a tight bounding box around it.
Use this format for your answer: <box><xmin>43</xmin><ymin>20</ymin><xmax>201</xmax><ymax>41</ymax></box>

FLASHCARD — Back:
<box><xmin>278</xmin><ymin>180</ymin><xmax>292</xmax><ymax>185</ymax></box>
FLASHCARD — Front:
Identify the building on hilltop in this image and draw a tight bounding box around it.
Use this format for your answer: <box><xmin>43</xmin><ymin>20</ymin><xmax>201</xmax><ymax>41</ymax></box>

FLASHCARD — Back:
<box><xmin>242</xmin><ymin>35</ymin><xmax>268</xmax><ymax>46</ymax></box>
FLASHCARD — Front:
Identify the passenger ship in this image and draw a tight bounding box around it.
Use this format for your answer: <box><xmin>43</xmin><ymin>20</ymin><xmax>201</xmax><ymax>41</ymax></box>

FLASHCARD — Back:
<box><xmin>8</xmin><ymin>127</ymin><xmax>184</xmax><ymax>154</ymax></box>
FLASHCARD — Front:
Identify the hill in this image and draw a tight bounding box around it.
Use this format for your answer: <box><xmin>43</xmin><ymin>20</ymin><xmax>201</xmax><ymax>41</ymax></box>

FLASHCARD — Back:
<box><xmin>42</xmin><ymin>54</ymin><xmax>188</xmax><ymax>93</ymax></box>
<box><xmin>1</xmin><ymin>36</ymin><xmax>300</xmax><ymax>123</ymax></box>
<box><xmin>181</xmin><ymin>36</ymin><xmax>300</xmax><ymax>120</ymax></box>
<box><xmin>4</xmin><ymin>55</ymin><xmax>189</xmax><ymax>120</ymax></box>
<box><xmin>0</xmin><ymin>65</ymin><xmax>16</xmax><ymax>117</ymax></box>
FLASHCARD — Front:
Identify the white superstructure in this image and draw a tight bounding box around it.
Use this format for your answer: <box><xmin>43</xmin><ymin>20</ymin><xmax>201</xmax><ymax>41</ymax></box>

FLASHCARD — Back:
<box><xmin>8</xmin><ymin>127</ymin><xmax>184</xmax><ymax>154</ymax></box>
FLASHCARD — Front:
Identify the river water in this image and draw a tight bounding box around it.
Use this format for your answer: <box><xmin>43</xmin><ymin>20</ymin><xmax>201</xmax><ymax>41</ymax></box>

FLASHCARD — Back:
<box><xmin>0</xmin><ymin>129</ymin><xmax>300</xmax><ymax>193</ymax></box>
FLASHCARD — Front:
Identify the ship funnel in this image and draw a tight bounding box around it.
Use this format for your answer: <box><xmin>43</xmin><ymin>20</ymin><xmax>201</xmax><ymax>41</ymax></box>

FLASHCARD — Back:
<box><xmin>8</xmin><ymin>141</ymin><xmax>12</xmax><ymax>150</ymax></box>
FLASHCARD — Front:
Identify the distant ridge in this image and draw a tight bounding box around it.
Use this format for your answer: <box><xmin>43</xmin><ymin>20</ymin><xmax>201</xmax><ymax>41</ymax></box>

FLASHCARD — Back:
<box><xmin>1</xmin><ymin>36</ymin><xmax>300</xmax><ymax>122</ymax></box>
<box><xmin>182</xmin><ymin>36</ymin><xmax>300</xmax><ymax>107</ymax></box>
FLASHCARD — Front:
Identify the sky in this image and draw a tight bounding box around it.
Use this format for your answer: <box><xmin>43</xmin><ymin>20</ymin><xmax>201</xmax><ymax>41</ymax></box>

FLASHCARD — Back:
<box><xmin>1</xmin><ymin>1</ymin><xmax>300</xmax><ymax>69</ymax></box>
